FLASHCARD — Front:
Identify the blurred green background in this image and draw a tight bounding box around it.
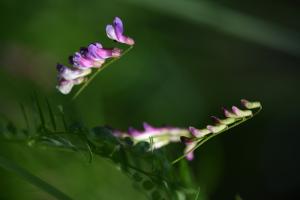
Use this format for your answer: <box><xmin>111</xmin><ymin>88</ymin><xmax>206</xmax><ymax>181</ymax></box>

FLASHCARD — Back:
<box><xmin>0</xmin><ymin>0</ymin><xmax>299</xmax><ymax>199</ymax></box>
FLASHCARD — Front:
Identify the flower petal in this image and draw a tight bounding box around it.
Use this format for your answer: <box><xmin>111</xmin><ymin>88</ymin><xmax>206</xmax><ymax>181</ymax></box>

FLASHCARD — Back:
<box><xmin>106</xmin><ymin>25</ymin><xmax>117</xmax><ymax>40</ymax></box>
<box><xmin>114</xmin><ymin>17</ymin><xmax>124</xmax><ymax>34</ymax></box>
<box><xmin>56</xmin><ymin>79</ymin><xmax>74</xmax><ymax>94</ymax></box>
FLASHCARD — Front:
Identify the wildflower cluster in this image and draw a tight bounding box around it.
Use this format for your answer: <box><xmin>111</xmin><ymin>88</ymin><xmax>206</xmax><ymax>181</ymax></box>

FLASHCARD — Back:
<box><xmin>56</xmin><ymin>17</ymin><xmax>134</xmax><ymax>94</ymax></box>
<box><xmin>112</xmin><ymin>99</ymin><xmax>262</xmax><ymax>161</ymax></box>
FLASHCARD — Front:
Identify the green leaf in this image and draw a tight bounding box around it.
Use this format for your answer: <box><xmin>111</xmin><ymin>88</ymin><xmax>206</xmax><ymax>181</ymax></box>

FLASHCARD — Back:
<box><xmin>0</xmin><ymin>155</ymin><xmax>72</xmax><ymax>200</ymax></box>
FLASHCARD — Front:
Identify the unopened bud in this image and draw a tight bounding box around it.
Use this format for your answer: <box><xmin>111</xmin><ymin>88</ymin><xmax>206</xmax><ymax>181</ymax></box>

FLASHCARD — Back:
<box><xmin>207</xmin><ymin>124</ymin><xmax>227</xmax><ymax>133</ymax></box>
<box><xmin>232</xmin><ymin>106</ymin><xmax>252</xmax><ymax>117</ymax></box>
<box><xmin>241</xmin><ymin>99</ymin><xmax>261</xmax><ymax>109</ymax></box>
<box><xmin>211</xmin><ymin>116</ymin><xmax>236</xmax><ymax>125</ymax></box>
<box><xmin>189</xmin><ymin>127</ymin><xmax>211</xmax><ymax>138</ymax></box>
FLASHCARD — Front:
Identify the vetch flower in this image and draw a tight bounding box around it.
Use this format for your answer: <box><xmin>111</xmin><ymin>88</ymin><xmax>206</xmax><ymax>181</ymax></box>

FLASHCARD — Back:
<box><xmin>56</xmin><ymin>77</ymin><xmax>85</xmax><ymax>94</ymax></box>
<box><xmin>70</xmin><ymin>52</ymin><xmax>104</xmax><ymax>69</ymax></box>
<box><xmin>56</xmin><ymin>64</ymin><xmax>91</xmax><ymax>80</ymax></box>
<box><xmin>114</xmin><ymin>122</ymin><xmax>190</xmax><ymax>148</ymax></box>
<box><xmin>86</xmin><ymin>43</ymin><xmax>121</xmax><ymax>60</ymax></box>
<box><xmin>106</xmin><ymin>17</ymin><xmax>135</xmax><ymax>45</ymax></box>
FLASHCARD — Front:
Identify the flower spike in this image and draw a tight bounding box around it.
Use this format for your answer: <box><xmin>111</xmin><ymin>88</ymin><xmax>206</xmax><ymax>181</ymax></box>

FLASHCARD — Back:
<box><xmin>108</xmin><ymin>99</ymin><xmax>261</xmax><ymax>163</ymax></box>
<box><xmin>56</xmin><ymin>18</ymin><xmax>134</xmax><ymax>96</ymax></box>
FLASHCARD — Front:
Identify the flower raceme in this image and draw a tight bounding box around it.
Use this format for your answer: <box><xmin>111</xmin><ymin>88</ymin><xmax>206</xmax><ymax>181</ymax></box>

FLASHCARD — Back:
<box><xmin>111</xmin><ymin>99</ymin><xmax>262</xmax><ymax>161</ymax></box>
<box><xmin>56</xmin><ymin>17</ymin><xmax>134</xmax><ymax>95</ymax></box>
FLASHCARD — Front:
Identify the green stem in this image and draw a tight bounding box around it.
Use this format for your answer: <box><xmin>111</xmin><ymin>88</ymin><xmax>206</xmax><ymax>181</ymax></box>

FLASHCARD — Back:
<box><xmin>72</xmin><ymin>45</ymin><xmax>134</xmax><ymax>100</ymax></box>
<box><xmin>171</xmin><ymin>107</ymin><xmax>262</xmax><ymax>165</ymax></box>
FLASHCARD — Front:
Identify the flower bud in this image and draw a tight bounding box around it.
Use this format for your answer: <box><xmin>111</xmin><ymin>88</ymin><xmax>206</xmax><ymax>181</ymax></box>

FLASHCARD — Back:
<box><xmin>207</xmin><ymin>124</ymin><xmax>227</xmax><ymax>133</ymax></box>
<box><xmin>211</xmin><ymin>116</ymin><xmax>236</xmax><ymax>125</ymax></box>
<box><xmin>223</xmin><ymin>108</ymin><xmax>238</xmax><ymax>118</ymax></box>
<box><xmin>189</xmin><ymin>126</ymin><xmax>211</xmax><ymax>138</ymax></box>
<box><xmin>232</xmin><ymin>106</ymin><xmax>252</xmax><ymax>117</ymax></box>
<box><xmin>183</xmin><ymin>140</ymin><xmax>197</xmax><ymax>160</ymax></box>
<box><xmin>241</xmin><ymin>99</ymin><xmax>261</xmax><ymax>109</ymax></box>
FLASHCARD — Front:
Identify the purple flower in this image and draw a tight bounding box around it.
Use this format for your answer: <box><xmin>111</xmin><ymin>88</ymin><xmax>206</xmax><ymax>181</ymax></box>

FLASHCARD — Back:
<box><xmin>70</xmin><ymin>52</ymin><xmax>98</xmax><ymax>69</ymax></box>
<box><xmin>86</xmin><ymin>43</ymin><xmax>121</xmax><ymax>60</ymax></box>
<box><xmin>106</xmin><ymin>17</ymin><xmax>135</xmax><ymax>45</ymax></box>
<box><xmin>56</xmin><ymin>64</ymin><xmax>91</xmax><ymax>80</ymax></box>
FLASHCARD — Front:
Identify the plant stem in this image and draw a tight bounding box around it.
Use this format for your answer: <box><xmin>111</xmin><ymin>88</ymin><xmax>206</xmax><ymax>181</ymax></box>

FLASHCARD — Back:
<box><xmin>72</xmin><ymin>45</ymin><xmax>134</xmax><ymax>100</ymax></box>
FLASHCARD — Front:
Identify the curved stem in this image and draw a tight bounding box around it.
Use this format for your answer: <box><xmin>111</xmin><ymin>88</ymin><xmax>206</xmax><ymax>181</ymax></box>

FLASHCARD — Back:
<box><xmin>72</xmin><ymin>45</ymin><xmax>134</xmax><ymax>100</ymax></box>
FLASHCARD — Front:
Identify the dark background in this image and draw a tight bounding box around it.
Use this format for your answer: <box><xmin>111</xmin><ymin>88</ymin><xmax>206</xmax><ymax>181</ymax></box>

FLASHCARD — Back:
<box><xmin>0</xmin><ymin>0</ymin><xmax>299</xmax><ymax>199</ymax></box>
